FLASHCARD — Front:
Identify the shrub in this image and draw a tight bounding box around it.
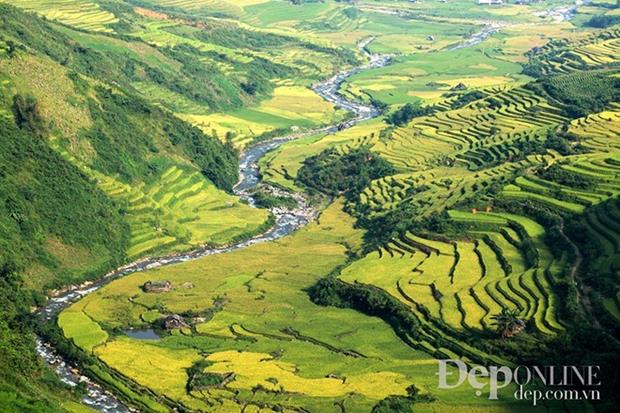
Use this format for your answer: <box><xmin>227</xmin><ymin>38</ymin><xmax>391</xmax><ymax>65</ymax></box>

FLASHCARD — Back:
<box><xmin>385</xmin><ymin>103</ymin><xmax>434</xmax><ymax>126</ymax></box>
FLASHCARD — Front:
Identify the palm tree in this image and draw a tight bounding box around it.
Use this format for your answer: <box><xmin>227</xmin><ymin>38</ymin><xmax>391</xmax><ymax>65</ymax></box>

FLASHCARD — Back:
<box><xmin>491</xmin><ymin>308</ymin><xmax>525</xmax><ymax>339</ymax></box>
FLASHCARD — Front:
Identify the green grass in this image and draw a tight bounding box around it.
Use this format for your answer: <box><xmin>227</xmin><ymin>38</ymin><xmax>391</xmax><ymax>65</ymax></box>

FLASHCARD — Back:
<box><xmin>58</xmin><ymin>302</ymin><xmax>108</xmax><ymax>353</ymax></box>
<box><xmin>61</xmin><ymin>401</ymin><xmax>98</xmax><ymax>413</ymax></box>
<box><xmin>243</xmin><ymin>1</ymin><xmax>332</xmax><ymax>26</ymax></box>
<box><xmin>342</xmin><ymin>47</ymin><xmax>527</xmax><ymax>106</ymax></box>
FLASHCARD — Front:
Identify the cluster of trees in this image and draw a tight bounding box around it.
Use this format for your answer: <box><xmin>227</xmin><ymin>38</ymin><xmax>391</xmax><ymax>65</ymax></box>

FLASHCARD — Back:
<box><xmin>384</xmin><ymin>90</ymin><xmax>489</xmax><ymax>127</ymax></box>
<box><xmin>308</xmin><ymin>277</ymin><xmax>422</xmax><ymax>338</ymax></box>
<box><xmin>585</xmin><ymin>15</ymin><xmax>620</xmax><ymax>28</ymax></box>
<box><xmin>544</xmin><ymin>129</ymin><xmax>587</xmax><ymax>156</ymax></box>
<box><xmin>449</xmin><ymin>90</ymin><xmax>487</xmax><ymax>109</ymax></box>
<box><xmin>297</xmin><ymin>147</ymin><xmax>395</xmax><ymax>199</ymax></box>
<box><xmin>11</xmin><ymin>94</ymin><xmax>47</xmax><ymax>136</ymax></box>
<box><xmin>385</xmin><ymin>103</ymin><xmax>434</xmax><ymax>126</ymax></box>
<box><xmin>528</xmin><ymin>71</ymin><xmax>620</xmax><ymax>118</ymax></box>
<box><xmin>186</xmin><ymin>360</ymin><xmax>224</xmax><ymax>392</ymax></box>
<box><xmin>371</xmin><ymin>385</ymin><xmax>431</xmax><ymax>413</ymax></box>
<box><xmin>357</xmin><ymin>205</ymin><xmax>466</xmax><ymax>252</ymax></box>
<box><xmin>536</xmin><ymin>164</ymin><xmax>593</xmax><ymax>189</ymax></box>
<box><xmin>252</xmin><ymin>190</ymin><xmax>298</xmax><ymax>210</ymax></box>
<box><xmin>163</xmin><ymin>116</ymin><xmax>239</xmax><ymax>191</ymax></box>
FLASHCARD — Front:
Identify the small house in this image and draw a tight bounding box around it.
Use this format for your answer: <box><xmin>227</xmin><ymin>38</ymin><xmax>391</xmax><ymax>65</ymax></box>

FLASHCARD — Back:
<box><xmin>450</xmin><ymin>82</ymin><xmax>468</xmax><ymax>91</ymax></box>
<box><xmin>142</xmin><ymin>280</ymin><xmax>172</xmax><ymax>293</ymax></box>
<box><xmin>162</xmin><ymin>314</ymin><xmax>189</xmax><ymax>330</ymax></box>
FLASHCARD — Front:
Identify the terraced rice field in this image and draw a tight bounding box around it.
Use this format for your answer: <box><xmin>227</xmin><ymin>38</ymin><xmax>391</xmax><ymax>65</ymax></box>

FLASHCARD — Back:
<box><xmin>526</xmin><ymin>28</ymin><xmax>620</xmax><ymax>75</ymax></box>
<box><xmin>136</xmin><ymin>0</ymin><xmax>247</xmax><ymax>17</ymax></box>
<box><xmin>0</xmin><ymin>0</ymin><xmax>118</xmax><ymax>32</ymax></box>
<box><xmin>570</xmin><ymin>104</ymin><xmax>620</xmax><ymax>151</ymax></box>
<box><xmin>94</xmin><ymin>165</ymin><xmax>269</xmax><ymax>258</ymax></box>
<box><xmin>341</xmin><ymin>210</ymin><xmax>564</xmax><ymax>338</ymax></box>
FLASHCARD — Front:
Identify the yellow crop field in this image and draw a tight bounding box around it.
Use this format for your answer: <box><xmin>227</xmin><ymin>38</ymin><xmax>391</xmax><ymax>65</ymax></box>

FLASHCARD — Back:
<box><xmin>1</xmin><ymin>0</ymin><xmax>118</xmax><ymax>32</ymax></box>
<box><xmin>204</xmin><ymin>350</ymin><xmax>409</xmax><ymax>398</ymax></box>
<box><xmin>185</xmin><ymin>86</ymin><xmax>346</xmax><ymax>147</ymax></box>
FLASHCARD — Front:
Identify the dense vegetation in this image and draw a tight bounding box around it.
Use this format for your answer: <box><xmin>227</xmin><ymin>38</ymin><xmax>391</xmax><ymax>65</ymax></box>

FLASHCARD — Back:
<box><xmin>385</xmin><ymin>103</ymin><xmax>434</xmax><ymax>126</ymax></box>
<box><xmin>585</xmin><ymin>14</ymin><xmax>620</xmax><ymax>28</ymax></box>
<box><xmin>252</xmin><ymin>189</ymin><xmax>298</xmax><ymax>210</ymax></box>
<box><xmin>529</xmin><ymin>71</ymin><xmax>620</xmax><ymax>117</ymax></box>
<box><xmin>0</xmin><ymin>264</ymin><xmax>69</xmax><ymax>413</ymax></box>
<box><xmin>297</xmin><ymin>147</ymin><xmax>395</xmax><ymax>198</ymax></box>
<box><xmin>0</xmin><ymin>118</ymin><xmax>128</xmax><ymax>286</ymax></box>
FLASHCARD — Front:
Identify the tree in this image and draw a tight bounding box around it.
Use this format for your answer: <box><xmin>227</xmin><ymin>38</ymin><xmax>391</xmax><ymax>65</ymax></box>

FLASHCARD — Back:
<box><xmin>385</xmin><ymin>103</ymin><xmax>434</xmax><ymax>126</ymax></box>
<box><xmin>491</xmin><ymin>308</ymin><xmax>525</xmax><ymax>339</ymax></box>
<box><xmin>12</xmin><ymin>94</ymin><xmax>47</xmax><ymax>135</ymax></box>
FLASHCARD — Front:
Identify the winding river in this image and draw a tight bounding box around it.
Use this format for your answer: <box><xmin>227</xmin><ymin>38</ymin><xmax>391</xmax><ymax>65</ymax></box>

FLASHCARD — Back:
<box><xmin>36</xmin><ymin>38</ymin><xmax>392</xmax><ymax>413</ymax></box>
<box><xmin>34</xmin><ymin>8</ymin><xmax>572</xmax><ymax>408</ymax></box>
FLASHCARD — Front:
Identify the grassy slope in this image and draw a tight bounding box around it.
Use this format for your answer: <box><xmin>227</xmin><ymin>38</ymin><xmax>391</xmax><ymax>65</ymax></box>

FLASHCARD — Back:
<box><xmin>0</xmin><ymin>0</ymin><xmax>359</xmax><ymax>147</ymax></box>
<box><xmin>1</xmin><ymin>6</ymin><xmax>272</xmax><ymax>264</ymax></box>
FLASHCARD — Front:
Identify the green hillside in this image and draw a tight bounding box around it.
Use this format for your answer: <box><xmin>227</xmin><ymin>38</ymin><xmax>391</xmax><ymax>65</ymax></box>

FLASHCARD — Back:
<box><xmin>0</xmin><ymin>5</ymin><xmax>273</xmax><ymax>410</ymax></box>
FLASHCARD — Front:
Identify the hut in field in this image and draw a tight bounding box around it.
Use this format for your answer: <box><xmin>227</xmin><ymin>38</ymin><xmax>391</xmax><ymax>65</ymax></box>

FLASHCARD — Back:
<box><xmin>450</xmin><ymin>82</ymin><xmax>468</xmax><ymax>91</ymax></box>
<box><xmin>162</xmin><ymin>314</ymin><xmax>189</xmax><ymax>330</ymax></box>
<box><xmin>142</xmin><ymin>280</ymin><xmax>172</xmax><ymax>293</ymax></box>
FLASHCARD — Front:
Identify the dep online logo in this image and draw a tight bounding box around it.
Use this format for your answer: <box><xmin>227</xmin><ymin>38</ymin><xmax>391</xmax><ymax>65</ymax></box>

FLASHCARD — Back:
<box><xmin>437</xmin><ymin>360</ymin><xmax>602</xmax><ymax>405</ymax></box>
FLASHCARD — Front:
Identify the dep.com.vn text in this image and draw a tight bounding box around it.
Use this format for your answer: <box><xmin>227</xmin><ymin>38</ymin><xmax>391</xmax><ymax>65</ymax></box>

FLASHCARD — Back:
<box><xmin>437</xmin><ymin>359</ymin><xmax>601</xmax><ymax>405</ymax></box>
